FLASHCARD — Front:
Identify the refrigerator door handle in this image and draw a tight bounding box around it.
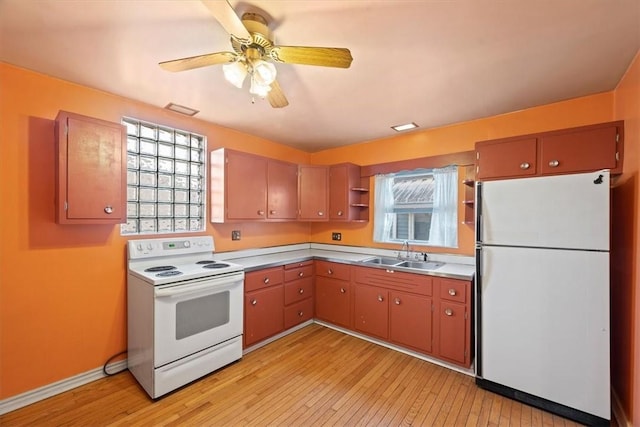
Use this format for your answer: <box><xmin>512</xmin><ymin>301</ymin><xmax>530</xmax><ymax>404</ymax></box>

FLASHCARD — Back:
<box><xmin>475</xmin><ymin>181</ymin><xmax>483</xmax><ymax>243</ymax></box>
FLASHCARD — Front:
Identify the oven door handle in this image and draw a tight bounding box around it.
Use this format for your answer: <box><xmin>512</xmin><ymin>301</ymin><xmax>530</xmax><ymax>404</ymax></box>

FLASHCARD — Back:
<box><xmin>155</xmin><ymin>281</ymin><xmax>238</xmax><ymax>298</ymax></box>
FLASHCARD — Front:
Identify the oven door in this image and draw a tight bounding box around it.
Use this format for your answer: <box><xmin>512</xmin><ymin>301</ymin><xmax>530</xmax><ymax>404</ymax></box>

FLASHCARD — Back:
<box><xmin>153</xmin><ymin>272</ymin><xmax>244</xmax><ymax>367</ymax></box>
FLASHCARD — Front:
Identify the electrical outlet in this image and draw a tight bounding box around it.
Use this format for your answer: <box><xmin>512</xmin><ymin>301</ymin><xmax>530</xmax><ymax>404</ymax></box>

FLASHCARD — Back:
<box><xmin>332</xmin><ymin>232</ymin><xmax>342</xmax><ymax>241</ymax></box>
<box><xmin>231</xmin><ymin>230</ymin><xmax>241</xmax><ymax>241</ymax></box>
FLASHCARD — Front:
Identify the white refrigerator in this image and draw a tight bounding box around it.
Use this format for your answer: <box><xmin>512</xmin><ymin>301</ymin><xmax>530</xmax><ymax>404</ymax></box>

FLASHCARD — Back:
<box><xmin>475</xmin><ymin>170</ymin><xmax>610</xmax><ymax>426</ymax></box>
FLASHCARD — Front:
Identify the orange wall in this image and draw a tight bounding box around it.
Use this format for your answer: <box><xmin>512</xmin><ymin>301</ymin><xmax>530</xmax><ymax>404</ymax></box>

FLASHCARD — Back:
<box><xmin>0</xmin><ymin>63</ymin><xmax>310</xmax><ymax>399</ymax></box>
<box><xmin>612</xmin><ymin>50</ymin><xmax>640</xmax><ymax>424</ymax></box>
<box><xmin>309</xmin><ymin>93</ymin><xmax>614</xmax><ymax>256</ymax></box>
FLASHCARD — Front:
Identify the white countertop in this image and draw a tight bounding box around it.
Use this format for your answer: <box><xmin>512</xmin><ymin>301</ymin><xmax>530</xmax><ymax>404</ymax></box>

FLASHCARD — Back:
<box><xmin>217</xmin><ymin>244</ymin><xmax>475</xmax><ymax>280</ymax></box>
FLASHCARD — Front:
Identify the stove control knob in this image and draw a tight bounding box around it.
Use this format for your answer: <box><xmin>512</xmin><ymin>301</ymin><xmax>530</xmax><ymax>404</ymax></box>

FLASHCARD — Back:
<box><xmin>137</xmin><ymin>244</ymin><xmax>143</xmax><ymax>251</ymax></box>
<box><xmin>184</xmin><ymin>241</ymin><xmax>191</xmax><ymax>248</ymax></box>
<box><xmin>147</xmin><ymin>244</ymin><xmax>153</xmax><ymax>251</ymax></box>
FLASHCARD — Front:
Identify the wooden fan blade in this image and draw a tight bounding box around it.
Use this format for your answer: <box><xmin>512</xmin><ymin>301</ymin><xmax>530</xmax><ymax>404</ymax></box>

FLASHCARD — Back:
<box><xmin>159</xmin><ymin>51</ymin><xmax>237</xmax><ymax>72</ymax></box>
<box><xmin>269</xmin><ymin>46</ymin><xmax>353</xmax><ymax>68</ymax></box>
<box><xmin>201</xmin><ymin>0</ymin><xmax>251</xmax><ymax>44</ymax></box>
<box><xmin>268</xmin><ymin>80</ymin><xmax>289</xmax><ymax>108</ymax></box>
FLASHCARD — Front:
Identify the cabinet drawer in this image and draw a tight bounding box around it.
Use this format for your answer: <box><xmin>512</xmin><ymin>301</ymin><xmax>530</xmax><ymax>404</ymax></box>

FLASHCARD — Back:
<box><xmin>439</xmin><ymin>278</ymin><xmax>468</xmax><ymax>303</ymax></box>
<box><xmin>315</xmin><ymin>260</ymin><xmax>350</xmax><ymax>281</ymax></box>
<box><xmin>284</xmin><ymin>277</ymin><xmax>313</xmax><ymax>305</ymax></box>
<box><xmin>245</xmin><ymin>267</ymin><xmax>283</xmax><ymax>292</ymax></box>
<box><xmin>284</xmin><ymin>260</ymin><xmax>313</xmax><ymax>270</ymax></box>
<box><xmin>284</xmin><ymin>298</ymin><xmax>314</xmax><ymax>329</ymax></box>
<box><xmin>284</xmin><ymin>265</ymin><xmax>314</xmax><ymax>282</ymax></box>
<box><xmin>353</xmin><ymin>266</ymin><xmax>432</xmax><ymax>296</ymax></box>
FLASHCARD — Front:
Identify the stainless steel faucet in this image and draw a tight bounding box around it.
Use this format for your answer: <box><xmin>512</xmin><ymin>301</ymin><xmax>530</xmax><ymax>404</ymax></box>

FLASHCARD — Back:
<box><xmin>398</xmin><ymin>240</ymin><xmax>411</xmax><ymax>259</ymax></box>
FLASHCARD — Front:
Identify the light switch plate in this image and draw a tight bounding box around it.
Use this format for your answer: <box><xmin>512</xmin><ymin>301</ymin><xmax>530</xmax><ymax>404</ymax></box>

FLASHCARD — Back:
<box><xmin>231</xmin><ymin>230</ymin><xmax>241</xmax><ymax>240</ymax></box>
<box><xmin>332</xmin><ymin>232</ymin><xmax>342</xmax><ymax>241</ymax></box>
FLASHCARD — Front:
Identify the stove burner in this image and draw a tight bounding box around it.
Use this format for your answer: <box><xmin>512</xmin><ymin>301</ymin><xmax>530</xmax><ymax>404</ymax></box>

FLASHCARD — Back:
<box><xmin>145</xmin><ymin>265</ymin><xmax>177</xmax><ymax>272</ymax></box>
<box><xmin>202</xmin><ymin>263</ymin><xmax>230</xmax><ymax>269</ymax></box>
<box><xmin>156</xmin><ymin>270</ymin><xmax>183</xmax><ymax>277</ymax></box>
<box><xmin>196</xmin><ymin>260</ymin><xmax>217</xmax><ymax>265</ymax></box>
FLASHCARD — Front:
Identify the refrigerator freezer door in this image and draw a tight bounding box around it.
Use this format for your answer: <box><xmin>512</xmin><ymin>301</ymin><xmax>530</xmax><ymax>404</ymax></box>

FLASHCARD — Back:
<box><xmin>479</xmin><ymin>245</ymin><xmax>610</xmax><ymax>419</ymax></box>
<box><xmin>479</xmin><ymin>170</ymin><xmax>609</xmax><ymax>250</ymax></box>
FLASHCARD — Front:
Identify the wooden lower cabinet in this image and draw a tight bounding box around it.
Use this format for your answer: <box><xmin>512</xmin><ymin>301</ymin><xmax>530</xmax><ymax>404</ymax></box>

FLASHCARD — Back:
<box><xmin>354</xmin><ymin>284</ymin><xmax>389</xmax><ymax>340</ymax></box>
<box><xmin>283</xmin><ymin>261</ymin><xmax>314</xmax><ymax>329</ymax></box>
<box><xmin>315</xmin><ymin>277</ymin><xmax>351</xmax><ymax>328</ymax></box>
<box><xmin>389</xmin><ymin>291</ymin><xmax>433</xmax><ymax>353</ymax></box>
<box><xmin>434</xmin><ymin>278</ymin><xmax>472</xmax><ymax>367</ymax></box>
<box><xmin>244</xmin><ymin>285</ymin><xmax>284</xmax><ymax>348</ymax></box>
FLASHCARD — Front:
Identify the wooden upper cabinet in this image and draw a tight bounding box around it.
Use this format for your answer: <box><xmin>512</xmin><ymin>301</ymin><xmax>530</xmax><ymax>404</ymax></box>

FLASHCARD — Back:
<box><xmin>475</xmin><ymin>121</ymin><xmax>624</xmax><ymax>181</ymax></box>
<box><xmin>267</xmin><ymin>160</ymin><xmax>298</xmax><ymax>220</ymax></box>
<box><xmin>298</xmin><ymin>165</ymin><xmax>329</xmax><ymax>221</ymax></box>
<box><xmin>475</xmin><ymin>137</ymin><xmax>538</xmax><ymax>180</ymax></box>
<box><xmin>329</xmin><ymin>163</ymin><xmax>369</xmax><ymax>222</ymax></box>
<box><xmin>55</xmin><ymin>111</ymin><xmax>126</xmax><ymax>224</ymax></box>
<box><xmin>539</xmin><ymin>124</ymin><xmax>621</xmax><ymax>175</ymax></box>
<box><xmin>210</xmin><ymin>149</ymin><xmax>297</xmax><ymax>222</ymax></box>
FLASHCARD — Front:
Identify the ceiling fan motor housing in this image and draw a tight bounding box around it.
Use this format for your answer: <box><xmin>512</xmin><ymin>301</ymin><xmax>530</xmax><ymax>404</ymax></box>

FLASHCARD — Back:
<box><xmin>231</xmin><ymin>13</ymin><xmax>274</xmax><ymax>59</ymax></box>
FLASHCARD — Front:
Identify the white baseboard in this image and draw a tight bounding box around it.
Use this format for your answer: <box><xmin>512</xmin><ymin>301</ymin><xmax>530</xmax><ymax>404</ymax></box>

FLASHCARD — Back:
<box><xmin>611</xmin><ymin>388</ymin><xmax>632</xmax><ymax>427</ymax></box>
<box><xmin>0</xmin><ymin>360</ymin><xmax>128</xmax><ymax>416</ymax></box>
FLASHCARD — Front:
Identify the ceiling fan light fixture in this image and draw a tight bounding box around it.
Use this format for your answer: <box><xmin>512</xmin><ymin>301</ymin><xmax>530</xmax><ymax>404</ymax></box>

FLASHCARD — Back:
<box><xmin>249</xmin><ymin>77</ymin><xmax>272</xmax><ymax>98</ymax></box>
<box><xmin>222</xmin><ymin>60</ymin><xmax>248</xmax><ymax>88</ymax></box>
<box><xmin>251</xmin><ymin>59</ymin><xmax>277</xmax><ymax>86</ymax></box>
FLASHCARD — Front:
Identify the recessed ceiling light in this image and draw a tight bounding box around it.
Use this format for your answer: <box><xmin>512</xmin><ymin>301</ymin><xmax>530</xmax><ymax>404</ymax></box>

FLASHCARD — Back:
<box><xmin>164</xmin><ymin>103</ymin><xmax>199</xmax><ymax>116</ymax></box>
<box><xmin>391</xmin><ymin>122</ymin><xmax>419</xmax><ymax>132</ymax></box>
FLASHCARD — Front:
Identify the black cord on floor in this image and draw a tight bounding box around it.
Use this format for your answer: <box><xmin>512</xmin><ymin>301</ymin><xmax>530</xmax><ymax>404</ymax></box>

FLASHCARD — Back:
<box><xmin>103</xmin><ymin>350</ymin><xmax>127</xmax><ymax>376</ymax></box>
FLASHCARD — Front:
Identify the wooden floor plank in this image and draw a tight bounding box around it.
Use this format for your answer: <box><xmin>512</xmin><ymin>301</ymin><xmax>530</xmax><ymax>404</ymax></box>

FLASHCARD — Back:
<box><xmin>0</xmin><ymin>324</ymin><xmax>585</xmax><ymax>427</ymax></box>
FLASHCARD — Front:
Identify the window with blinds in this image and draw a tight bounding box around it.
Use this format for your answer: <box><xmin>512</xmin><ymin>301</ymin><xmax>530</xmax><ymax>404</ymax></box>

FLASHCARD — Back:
<box><xmin>120</xmin><ymin>118</ymin><xmax>206</xmax><ymax>235</ymax></box>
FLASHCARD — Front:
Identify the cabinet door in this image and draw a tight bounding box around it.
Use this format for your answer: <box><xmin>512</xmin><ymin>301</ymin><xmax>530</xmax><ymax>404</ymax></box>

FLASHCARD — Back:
<box><xmin>244</xmin><ymin>286</ymin><xmax>284</xmax><ymax>348</ymax></box>
<box><xmin>56</xmin><ymin>111</ymin><xmax>126</xmax><ymax>224</ymax></box>
<box><xmin>284</xmin><ymin>298</ymin><xmax>314</xmax><ymax>329</ymax></box>
<box><xmin>476</xmin><ymin>137</ymin><xmax>537</xmax><ymax>180</ymax></box>
<box><xmin>390</xmin><ymin>291</ymin><xmax>432</xmax><ymax>353</ymax></box>
<box><xmin>354</xmin><ymin>284</ymin><xmax>389</xmax><ymax>339</ymax></box>
<box><xmin>540</xmin><ymin>125</ymin><xmax>619</xmax><ymax>175</ymax></box>
<box><xmin>315</xmin><ymin>277</ymin><xmax>351</xmax><ymax>328</ymax></box>
<box><xmin>298</xmin><ymin>165</ymin><xmax>328</xmax><ymax>220</ymax></box>
<box><xmin>437</xmin><ymin>301</ymin><xmax>467</xmax><ymax>365</ymax></box>
<box><xmin>226</xmin><ymin>150</ymin><xmax>267</xmax><ymax>220</ymax></box>
<box><xmin>267</xmin><ymin>160</ymin><xmax>298</xmax><ymax>219</ymax></box>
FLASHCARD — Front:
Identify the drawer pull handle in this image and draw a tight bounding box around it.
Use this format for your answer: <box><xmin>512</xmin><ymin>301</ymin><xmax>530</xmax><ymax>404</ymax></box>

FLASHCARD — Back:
<box><xmin>298</xmin><ymin>271</ymin><xmax>304</xmax><ymax>277</ymax></box>
<box><xmin>377</xmin><ymin>295</ymin><xmax>384</xmax><ymax>302</ymax></box>
<box><xmin>298</xmin><ymin>288</ymin><xmax>304</xmax><ymax>294</ymax></box>
<box><xmin>257</xmin><ymin>210</ymin><xmax>265</xmax><ymax>216</ymax></box>
<box><xmin>104</xmin><ymin>205</ymin><xmax>113</xmax><ymax>214</ymax></box>
<box><xmin>520</xmin><ymin>162</ymin><xmax>530</xmax><ymax>170</ymax></box>
<box><xmin>548</xmin><ymin>160</ymin><xmax>559</xmax><ymax>167</ymax></box>
<box><xmin>337</xmin><ymin>210</ymin><xmax>343</xmax><ymax>216</ymax></box>
<box><xmin>340</xmin><ymin>287</ymin><xmax>346</xmax><ymax>293</ymax></box>
<box><xmin>394</xmin><ymin>298</ymin><xmax>401</xmax><ymax>305</ymax></box>
<box><xmin>270</xmin><ymin>210</ymin><xmax>276</xmax><ymax>215</ymax></box>
<box><xmin>263</xmin><ymin>277</ymin><xmax>270</xmax><ymax>284</ymax></box>
<box><xmin>385</xmin><ymin>269</ymin><xmax>395</xmax><ymax>274</ymax></box>
<box><xmin>327</xmin><ymin>268</ymin><xmax>333</xmax><ymax>275</ymax></box>
<box><xmin>298</xmin><ymin>310</ymin><xmax>304</xmax><ymax>317</ymax></box>
<box><xmin>448</xmin><ymin>289</ymin><xmax>457</xmax><ymax>296</ymax></box>
<box><xmin>444</xmin><ymin>308</ymin><xmax>453</xmax><ymax>316</ymax></box>
<box><xmin>318</xmin><ymin>211</ymin><xmax>324</xmax><ymax>216</ymax></box>
<box><xmin>251</xmin><ymin>299</ymin><xmax>257</xmax><ymax>306</ymax></box>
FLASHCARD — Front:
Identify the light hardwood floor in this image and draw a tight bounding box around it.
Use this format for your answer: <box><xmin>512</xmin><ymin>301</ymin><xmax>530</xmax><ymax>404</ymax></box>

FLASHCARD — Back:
<box><xmin>1</xmin><ymin>324</ymin><xmax>585</xmax><ymax>426</ymax></box>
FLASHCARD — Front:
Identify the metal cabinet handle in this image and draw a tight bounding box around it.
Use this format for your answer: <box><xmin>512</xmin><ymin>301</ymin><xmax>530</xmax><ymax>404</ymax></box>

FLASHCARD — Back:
<box><xmin>298</xmin><ymin>271</ymin><xmax>304</xmax><ymax>277</ymax></box>
<box><xmin>270</xmin><ymin>210</ymin><xmax>276</xmax><ymax>215</ymax></box>
<box><xmin>263</xmin><ymin>277</ymin><xmax>270</xmax><ymax>284</ymax></box>
<box><xmin>520</xmin><ymin>162</ymin><xmax>530</xmax><ymax>170</ymax></box>
<box><xmin>104</xmin><ymin>206</ymin><xmax>113</xmax><ymax>214</ymax></box>
<box><xmin>327</xmin><ymin>268</ymin><xmax>333</xmax><ymax>275</ymax></box>
<box><xmin>318</xmin><ymin>211</ymin><xmax>324</xmax><ymax>216</ymax></box>
<box><xmin>251</xmin><ymin>299</ymin><xmax>257</xmax><ymax>306</ymax></box>
<box><xmin>385</xmin><ymin>269</ymin><xmax>395</xmax><ymax>274</ymax></box>
<box><xmin>257</xmin><ymin>210</ymin><xmax>265</xmax><ymax>216</ymax></box>
<box><xmin>448</xmin><ymin>289</ymin><xmax>457</xmax><ymax>296</ymax></box>
<box><xmin>377</xmin><ymin>295</ymin><xmax>384</xmax><ymax>302</ymax></box>
<box><xmin>548</xmin><ymin>160</ymin><xmax>559</xmax><ymax>167</ymax></box>
<box><xmin>298</xmin><ymin>310</ymin><xmax>304</xmax><ymax>317</ymax></box>
<box><xmin>394</xmin><ymin>298</ymin><xmax>401</xmax><ymax>305</ymax></box>
<box><xmin>298</xmin><ymin>288</ymin><xmax>304</xmax><ymax>294</ymax></box>
<box><xmin>337</xmin><ymin>210</ymin><xmax>343</xmax><ymax>216</ymax></box>
<box><xmin>340</xmin><ymin>287</ymin><xmax>346</xmax><ymax>293</ymax></box>
<box><xmin>444</xmin><ymin>308</ymin><xmax>453</xmax><ymax>316</ymax></box>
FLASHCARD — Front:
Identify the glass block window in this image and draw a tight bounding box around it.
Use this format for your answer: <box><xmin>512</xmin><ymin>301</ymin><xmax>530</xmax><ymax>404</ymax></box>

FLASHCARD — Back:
<box><xmin>121</xmin><ymin>118</ymin><xmax>206</xmax><ymax>235</ymax></box>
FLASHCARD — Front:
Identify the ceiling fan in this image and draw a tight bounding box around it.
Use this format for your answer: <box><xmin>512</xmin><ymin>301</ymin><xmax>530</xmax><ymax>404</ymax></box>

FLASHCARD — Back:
<box><xmin>159</xmin><ymin>0</ymin><xmax>353</xmax><ymax>108</ymax></box>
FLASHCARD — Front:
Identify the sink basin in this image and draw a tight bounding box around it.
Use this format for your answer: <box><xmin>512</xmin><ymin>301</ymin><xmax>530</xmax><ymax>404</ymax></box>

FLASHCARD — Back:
<box><xmin>396</xmin><ymin>260</ymin><xmax>445</xmax><ymax>270</ymax></box>
<box><xmin>361</xmin><ymin>256</ymin><xmax>403</xmax><ymax>266</ymax></box>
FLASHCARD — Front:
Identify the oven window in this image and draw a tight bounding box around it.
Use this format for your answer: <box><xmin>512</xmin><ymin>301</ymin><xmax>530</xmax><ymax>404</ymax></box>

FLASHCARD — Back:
<box><xmin>175</xmin><ymin>291</ymin><xmax>230</xmax><ymax>340</ymax></box>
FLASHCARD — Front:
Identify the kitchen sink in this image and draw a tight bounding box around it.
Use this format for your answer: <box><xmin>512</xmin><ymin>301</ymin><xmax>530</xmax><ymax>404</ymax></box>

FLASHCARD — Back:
<box><xmin>395</xmin><ymin>260</ymin><xmax>444</xmax><ymax>270</ymax></box>
<box><xmin>360</xmin><ymin>257</ymin><xmax>445</xmax><ymax>271</ymax></box>
<box><xmin>361</xmin><ymin>256</ymin><xmax>403</xmax><ymax>266</ymax></box>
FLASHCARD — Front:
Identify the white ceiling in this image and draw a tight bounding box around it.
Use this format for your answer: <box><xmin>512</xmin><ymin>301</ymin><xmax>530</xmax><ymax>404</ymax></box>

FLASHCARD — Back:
<box><xmin>1</xmin><ymin>1</ymin><xmax>639</xmax><ymax>152</ymax></box>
